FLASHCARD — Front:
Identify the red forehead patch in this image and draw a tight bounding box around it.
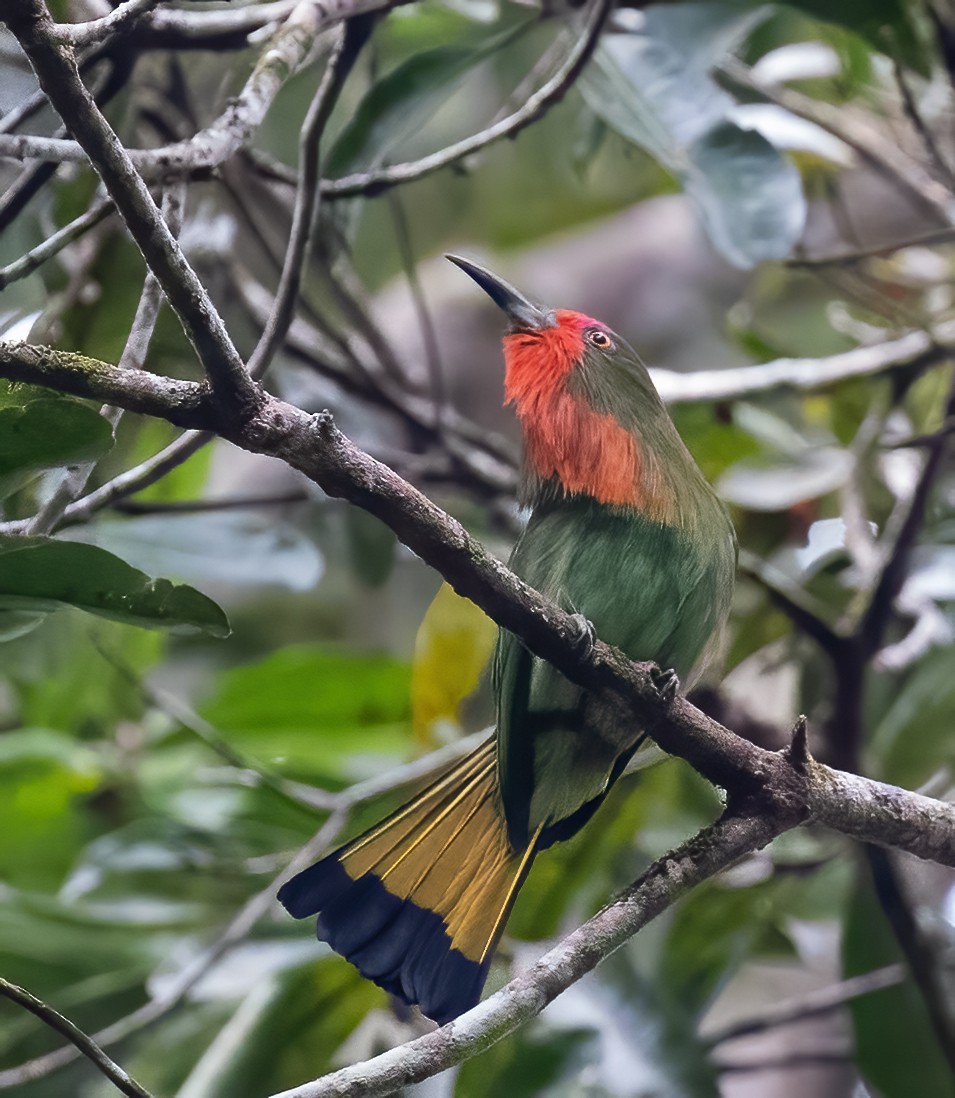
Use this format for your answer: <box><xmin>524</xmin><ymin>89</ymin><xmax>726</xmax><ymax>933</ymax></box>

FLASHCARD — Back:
<box><xmin>501</xmin><ymin>309</ymin><xmax>597</xmax><ymax>406</ymax></box>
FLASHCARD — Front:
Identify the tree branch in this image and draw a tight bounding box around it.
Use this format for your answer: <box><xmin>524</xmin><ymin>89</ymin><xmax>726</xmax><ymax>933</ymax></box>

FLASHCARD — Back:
<box><xmin>0</xmin><ymin>197</ymin><xmax>113</xmax><ymax>289</ymax></box>
<box><xmin>268</xmin><ymin>808</ymin><xmax>785</xmax><ymax>1098</ymax></box>
<box><xmin>0</xmin><ymin>977</ymin><xmax>153</xmax><ymax>1098</ymax></box>
<box><xmin>705</xmin><ymin>963</ymin><xmax>904</xmax><ymax>1046</ymax></box>
<box><xmin>716</xmin><ymin>59</ymin><xmax>955</xmax><ymax>227</ymax></box>
<box><xmin>3</xmin><ymin>339</ymin><xmax>955</xmax><ymax>869</ymax></box>
<box><xmin>650</xmin><ymin>322</ymin><xmax>955</xmax><ymax>404</ymax></box>
<box><xmin>0</xmin><ymin>0</ymin><xmax>609</xmax><ymax>208</ymax></box>
<box><xmin>246</xmin><ymin>19</ymin><xmax>368</xmax><ymax>380</ymax></box>
<box><xmin>50</xmin><ymin>0</ymin><xmax>162</xmax><ymax>46</ymax></box>
<box><xmin>6</xmin><ymin>0</ymin><xmax>259</xmax><ymax>419</ymax></box>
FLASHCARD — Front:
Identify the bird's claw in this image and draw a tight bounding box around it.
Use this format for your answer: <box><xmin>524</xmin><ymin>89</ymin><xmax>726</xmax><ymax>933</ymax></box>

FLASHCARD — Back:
<box><xmin>568</xmin><ymin>613</ymin><xmax>597</xmax><ymax>657</ymax></box>
<box><xmin>651</xmin><ymin>666</ymin><xmax>679</xmax><ymax>705</ymax></box>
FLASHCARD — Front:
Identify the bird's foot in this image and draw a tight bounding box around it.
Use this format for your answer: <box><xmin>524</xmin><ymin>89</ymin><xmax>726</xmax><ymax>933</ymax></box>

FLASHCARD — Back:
<box><xmin>567</xmin><ymin>613</ymin><xmax>597</xmax><ymax>657</ymax></box>
<box><xmin>650</xmin><ymin>666</ymin><xmax>680</xmax><ymax>706</ymax></box>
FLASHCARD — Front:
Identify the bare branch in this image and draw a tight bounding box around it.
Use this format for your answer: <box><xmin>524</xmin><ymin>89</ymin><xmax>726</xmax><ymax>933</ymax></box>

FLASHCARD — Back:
<box><xmin>50</xmin><ymin>0</ymin><xmax>162</xmax><ymax>46</ymax></box>
<box><xmin>0</xmin><ymin>977</ymin><xmax>153</xmax><ymax>1098</ymax></box>
<box><xmin>651</xmin><ymin>322</ymin><xmax>955</xmax><ymax>405</ymax></box>
<box><xmin>860</xmin><ymin>377</ymin><xmax>955</xmax><ymax>652</ymax></box>
<box><xmin>892</xmin><ymin>57</ymin><xmax>955</xmax><ymax>192</ymax></box>
<box><xmin>6</xmin><ymin>0</ymin><xmax>258</xmax><ymax>417</ymax></box>
<box><xmin>3</xmin><ymin>340</ymin><xmax>955</xmax><ymax>868</ymax></box>
<box><xmin>738</xmin><ymin>550</ymin><xmax>848</xmax><ymax>659</ymax></box>
<box><xmin>267</xmin><ymin>810</ymin><xmax>784</xmax><ymax>1098</ymax></box>
<box><xmin>0</xmin><ymin>0</ymin><xmax>610</xmax><ymax>207</ymax></box>
<box><xmin>0</xmin><ymin>198</ymin><xmax>113</xmax><ymax>288</ymax></box>
<box><xmin>246</xmin><ymin>20</ymin><xmax>368</xmax><ymax>380</ymax></box>
<box><xmin>706</xmin><ymin>964</ymin><xmax>905</xmax><ymax>1046</ymax></box>
<box><xmin>26</xmin><ymin>183</ymin><xmax>185</xmax><ymax>536</ymax></box>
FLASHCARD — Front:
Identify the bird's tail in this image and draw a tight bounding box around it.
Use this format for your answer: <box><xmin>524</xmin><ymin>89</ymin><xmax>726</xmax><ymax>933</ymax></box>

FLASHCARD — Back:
<box><xmin>277</xmin><ymin>738</ymin><xmax>538</xmax><ymax>1024</ymax></box>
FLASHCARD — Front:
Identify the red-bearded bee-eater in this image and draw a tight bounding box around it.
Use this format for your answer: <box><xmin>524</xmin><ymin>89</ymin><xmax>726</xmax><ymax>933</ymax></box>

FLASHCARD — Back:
<box><xmin>278</xmin><ymin>256</ymin><xmax>737</xmax><ymax>1024</ymax></box>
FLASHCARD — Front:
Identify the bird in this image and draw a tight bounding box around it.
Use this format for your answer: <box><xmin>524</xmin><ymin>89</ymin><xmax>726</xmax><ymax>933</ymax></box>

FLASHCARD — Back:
<box><xmin>278</xmin><ymin>255</ymin><xmax>737</xmax><ymax>1025</ymax></box>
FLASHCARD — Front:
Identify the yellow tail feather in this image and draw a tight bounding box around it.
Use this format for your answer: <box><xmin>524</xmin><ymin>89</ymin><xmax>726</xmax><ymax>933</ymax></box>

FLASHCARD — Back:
<box><xmin>278</xmin><ymin>738</ymin><xmax>539</xmax><ymax>1022</ymax></box>
<box><xmin>340</xmin><ymin>739</ymin><xmax>532</xmax><ymax>963</ymax></box>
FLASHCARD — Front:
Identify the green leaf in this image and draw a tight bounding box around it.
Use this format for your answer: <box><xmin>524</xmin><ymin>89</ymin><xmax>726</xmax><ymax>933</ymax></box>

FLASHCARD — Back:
<box><xmin>0</xmin><ymin>535</ymin><xmax>230</xmax><ymax>636</ymax></box>
<box><xmin>200</xmin><ymin>646</ymin><xmax>411</xmax><ymax>781</ymax></box>
<box><xmin>327</xmin><ymin>17</ymin><xmax>530</xmax><ymax>175</ymax></box>
<box><xmin>872</xmin><ymin>645</ymin><xmax>955</xmax><ymax>788</ymax></box>
<box><xmin>783</xmin><ymin>0</ymin><xmax>929</xmax><ymax>76</ymax></box>
<box><xmin>580</xmin><ymin>5</ymin><xmax>806</xmax><ymax>267</ymax></box>
<box><xmin>660</xmin><ymin>872</ymin><xmax>796</xmax><ymax>1012</ymax></box>
<box><xmin>0</xmin><ymin>729</ymin><xmax>101</xmax><ymax>890</ymax></box>
<box><xmin>62</xmin><ymin>512</ymin><xmax>323</xmax><ymax>591</ymax></box>
<box><xmin>843</xmin><ymin>865</ymin><xmax>954</xmax><ymax>1096</ymax></box>
<box><xmin>0</xmin><ymin>397</ymin><xmax>114</xmax><ymax>499</ymax></box>
<box><xmin>685</xmin><ymin>121</ymin><xmax>807</xmax><ymax>268</ymax></box>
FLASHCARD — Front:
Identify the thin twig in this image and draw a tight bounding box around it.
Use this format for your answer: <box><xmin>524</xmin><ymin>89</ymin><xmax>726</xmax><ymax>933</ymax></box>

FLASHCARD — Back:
<box><xmin>246</xmin><ymin>20</ymin><xmax>367</xmax><ymax>381</ymax></box>
<box><xmin>6</xmin><ymin>0</ymin><xmax>258</xmax><ymax>417</ymax></box>
<box><xmin>789</xmin><ymin>225</ymin><xmax>955</xmax><ymax>268</ymax></box>
<box><xmin>866</xmin><ymin>847</ymin><xmax>955</xmax><ymax>1073</ymax></box>
<box><xmin>0</xmin><ymin>0</ymin><xmax>610</xmax><ymax>208</ymax></box>
<box><xmin>0</xmin><ymin>198</ymin><xmax>114</xmax><ymax>288</ymax></box>
<box><xmin>892</xmin><ymin>56</ymin><xmax>955</xmax><ymax>191</ymax></box>
<box><xmin>859</xmin><ymin>377</ymin><xmax>955</xmax><ymax>653</ymax></box>
<box><xmin>706</xmin><ymin>963</ymin><xmax>904</xmax><ymax>1045</ymax></box>
<box><xmin>716</xmin><ymin>59</ymin><xmax>955</xmax><ymax>226</ymax></box>
<box><xmin>738</xmin><ymin>550</ymin><xmax>848</xmax><ymax>659</ymax></box>
<box><xmin>0</xmin><ymin>977</ymin><xmax>153</xmax><ymax>1098</ymax></box>
<box><xmin>651</xmin><ymin>322</ymin><xmax>955</xmax><ymax>405</ymax></box>
<box><xmin>715</xmin><ymin>1049</ymin><xmax>852</xmax><ymax>1075</ymax></box>
<box><xmin>267</xmin><ymin>810</ymin><xmax>785</xmax><ymax>1098</ymax></box>
<box><xmin>51</xmin><ymin>0</ymin><xmax>163</xmax><ymax>47</ymax></box>
<box><xmin>26</xmin><ymin>183</ymin><xmax>185</xmax><ymax>536</ymax></box>
<box><xmin>110</xmin><ymin>490</ymin><xmax>311</xmax><ymax>514</ymax></box>
<box><xmin>388</xmin><ymin>191</ymin><xmax>446</xmax><ymax>427</ymax></box>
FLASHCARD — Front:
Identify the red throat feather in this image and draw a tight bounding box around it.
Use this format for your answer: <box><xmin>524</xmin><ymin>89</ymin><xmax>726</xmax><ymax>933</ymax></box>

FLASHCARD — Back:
<box><xmin>503</xmin><ymin>310</ymin><xmax>643</xmax><ymax>508</ymax></box>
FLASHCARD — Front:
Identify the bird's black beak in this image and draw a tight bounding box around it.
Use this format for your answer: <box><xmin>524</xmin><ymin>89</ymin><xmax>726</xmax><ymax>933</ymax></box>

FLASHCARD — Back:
<box><xmin>446</xmin><ymin>254</ymin><xmax>556</xmax><ymax>331</ymax></box>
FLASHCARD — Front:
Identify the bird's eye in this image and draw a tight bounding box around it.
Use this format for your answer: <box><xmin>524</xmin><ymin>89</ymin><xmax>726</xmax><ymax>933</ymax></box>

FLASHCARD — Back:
<box><xmin>587</xmin><ymin>328</ymin><xmax>613</xmax><ymax>349</ymax></box>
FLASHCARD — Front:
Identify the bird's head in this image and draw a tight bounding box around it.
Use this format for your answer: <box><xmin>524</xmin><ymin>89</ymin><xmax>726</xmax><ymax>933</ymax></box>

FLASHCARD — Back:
<box><xmin>448</xmin><ymin>254</ymin><xmax>689</xmax><ymax>516</ymax></box>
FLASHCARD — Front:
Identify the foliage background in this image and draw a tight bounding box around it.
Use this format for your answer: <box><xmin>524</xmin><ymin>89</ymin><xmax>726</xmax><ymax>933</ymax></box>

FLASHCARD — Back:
<box><xmin>2</xmin><ymin>0</ymin><xmax>955</xmax><ymax>1095</ymax></box>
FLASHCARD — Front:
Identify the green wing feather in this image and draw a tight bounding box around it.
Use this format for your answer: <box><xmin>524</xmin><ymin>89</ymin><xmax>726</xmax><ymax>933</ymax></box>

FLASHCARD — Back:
<box><xmin>495</xmin><ymin>495</ymin><xmax>736</xmax><ymax>849</ymax></box>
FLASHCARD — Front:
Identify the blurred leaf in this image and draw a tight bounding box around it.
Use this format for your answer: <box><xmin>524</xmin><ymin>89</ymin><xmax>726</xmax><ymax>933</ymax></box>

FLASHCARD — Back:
<box><xmin>659</xmin><ymin>871</ymin><xmax>796</xmax><ymax>1012</ymax></box>
<box><xmin>200</xmin><ymin>646</ymin><xmax>411</xmax><ymax>780</ymax></box>
<box><xmin>328</xmin><ymin>17</ymin><xmax>530</xmax><ymax>175</ymax></box>
<box><xmin>61</xmin><ymin>512</ymin><xmax>323</xmax><ymax>591</ymax></box>
<box><xmin>456</xmin><ymin>1018</ymin><xmax>599</xmax><ymax>1098</ymax></box>
<box><xmin>0</xmin><ymin>397</ymin><xmax>113</xmax><ymax>500</ymax></box>
<box><xmin>170</xmin><ymin>960</ymin><xmax>383</xmax><ymax>1097</ymax></box>
<box><xmin>784</xmin><ymin>0</ymin><xmax>928</xmax><ymax>75</ymax></box>
<box><xmin>581</xmin><ymin>4</ymin><xmax>806</xmax><ymax>267</ymax></box>
<box><xmin>717</xmin><ymin>446</ymin><xmax>851</xmax><ymax>509</ymax></box>
<box><xmin>411</xmin><ymin>582</ymin><xmax>497</xmax><ymax>744</ymax></box>
<box><xmin>685</xmin><ymin>121</ymin><xmax>807</xmax><ymax>268</ymax></box>
<box><xmin>843</xmin><ymin>866</ymin><xmax>954</xmax><ymax>1096</ymax></box>
<box><xmin>0</xmin><ymin>729</ymin><xmax>100</xmax><ymax>889</ymax></box>
<box><xmin>344</xmin><ymin>506</ymin><xmax>396</xmax><ymax>588</ymax></box>
<box><xmin>5</xmin><ymin>611</ymin><xmax>161</xmax><ymax>734</ymax></box>
<box><xmin>671</xmin><ymin>404</ymin><xmax>761</xmax><ymax>482</ymax></box>
<box><xmin>872</xmin><ymin>646</ymin><xmax>955</xmax><ymax>787</ymax></box>
<box><xmin>0</xmin><ymin>536</ymin><xmax>230</xmax><ymax>636</ymax></box>
<box><xmin>0</xmin><ymin>609</ymin><xmax>45</xmax><ymax>641</ymax></box>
